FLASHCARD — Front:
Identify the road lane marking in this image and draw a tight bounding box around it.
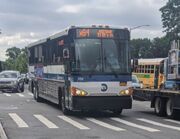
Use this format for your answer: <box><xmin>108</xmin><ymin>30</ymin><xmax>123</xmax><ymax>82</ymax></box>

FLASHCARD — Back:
<box><xmin>111</xmin><ymin>118</ymin><xmax>160</xmax><ymax>132</ymax></box>
<box><xmin>9</xmin><ymin>113</ymin><xmax>28</xmax><ymax>128</ymax></box>
<box><xmin>16</xmin><ymin>93</ymin><xmax>25</xmax><ymax>97</ymax></box>
<box><xmin>87</xmin><ymin>118</ymin><xmax>125</xmax><ymax>131</ymax></box>
<box><xmin>137</xmin><ymin>118</ymin><xmax>180</xmax><ymax>131</ymax></box>
<box><xmin>4</xmin><ymin>93</ymin><xmax>11</xmax><ymax>97</ymax></box>
<box><xmin>0</xmin><ymin>121</ymin><xmax>8</xmax><ymax>139</ymax></box>
<box><xmin>27</xmin><ymin>93</ymin><xmax>33</xmax><ymax>96</ymax></box>
<box><xmin>34</xmin><ymin>114</ymin><xmax>58</xmax><ymax>129</ymax></box>
<box><xmin>164</xmin><ymin>119</ymin><xmax>180</xmax><ymax>125</ymax></box>
<box><xmin>58</xmin><ymin>116</ymin><xmax>89</xmax><ymax>130</ymax></box>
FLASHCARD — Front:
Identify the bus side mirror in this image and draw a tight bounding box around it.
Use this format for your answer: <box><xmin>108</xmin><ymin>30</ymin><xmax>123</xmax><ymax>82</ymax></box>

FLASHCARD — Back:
<box><xmin>63</xmin><ymin>48</ymin><xmax>70</xmax><ymax>59</ymax></box>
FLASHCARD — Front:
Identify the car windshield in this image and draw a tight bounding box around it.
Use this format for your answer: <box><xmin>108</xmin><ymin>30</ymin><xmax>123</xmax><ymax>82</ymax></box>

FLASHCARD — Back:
<box><xmin>132</xmin><ymin>75</ymin><xmax>139</xmax><ymax>83</ymax></box>
<box><xmin>74</xmin><ymin>39</ymin><xmax>130</xmax><ymax>74</ymax></box>
<box><xmin>0</xmin><ymin>72</ymin><xmax>18</xmax><ymax>78</ymax></box>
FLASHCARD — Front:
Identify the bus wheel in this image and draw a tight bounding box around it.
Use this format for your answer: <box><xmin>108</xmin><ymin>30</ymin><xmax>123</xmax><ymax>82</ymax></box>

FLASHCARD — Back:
<box><xmin>166</xmin><ymin>98</ymin><xmax>177</xmax><ymax>119</ymax></box>
<box><xmin>33</xmin><ymin>86</ymin><xmax>42</xmax><ymax>102</ymax></box>
<box><xmin>61</xmin><ymin>97</ymin><xmax>70</xmax><ymax>115</ymax></box>
<box><xmin>112</xmin><ymin>109</ymin><xmax>123</xmax><ymax>115</ymax></box>
<box><xmin>154</xmin><ymin>97</ymin><xmax>166</xmax><ymax>116</ymax></box>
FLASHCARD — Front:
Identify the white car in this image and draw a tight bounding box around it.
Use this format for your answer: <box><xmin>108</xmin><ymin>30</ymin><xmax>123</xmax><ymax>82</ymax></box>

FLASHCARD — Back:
<box><xmin>0</xmin><ymin>70</ymin><xmax>24</xmax><ymax>92</ymax></box>
<box><xmin>132</xmin><ymin>75</ymin><xmax>143</xmax><ymax>89</ymax></box>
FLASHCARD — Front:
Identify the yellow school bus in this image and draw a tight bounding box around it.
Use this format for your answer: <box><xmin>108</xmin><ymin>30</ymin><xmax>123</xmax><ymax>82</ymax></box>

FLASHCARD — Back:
<box><xmin>132</xmin><ymin>58</ymin><xmax>165</xmax><ymax>89</ymax></box>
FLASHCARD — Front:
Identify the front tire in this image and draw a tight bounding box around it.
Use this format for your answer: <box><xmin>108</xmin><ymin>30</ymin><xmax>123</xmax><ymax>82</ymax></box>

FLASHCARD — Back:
<box><xmin>166</xmin><ymin>98</ymin><xmax>177</xmax><ymax>119</ymax></box>
<box><xmin>61</xmin><ymin>96</ymin><xmax>70</xmax><ymax>115</ymax></box>
<box><xmin>154</xmin><ymin>97</ymin><xmax>166</xmax><ymax>116</ymax></box>
<box><xmin>20</xmin><ymin>84</ymin><xmax>24</xmax><ymax>92</ymax></box>
<box><xmin>112</xmin><ymin>109</ymin><xmax>123</xmax><ymax>115</ymax></box>
<box><xmin>33</xmin><ymin>86</ymin><xmax>42</xmax><ymax>102</ymax></box>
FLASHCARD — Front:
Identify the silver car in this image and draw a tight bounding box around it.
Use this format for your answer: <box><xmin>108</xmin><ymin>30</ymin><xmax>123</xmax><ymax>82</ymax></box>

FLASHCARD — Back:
<box><xmin>0</xmin><ymin>70</ymin><xmax>24</xmax><ymax>92</ymax></box>
<box><xmin>132</xmin><ymin>75</ymin><xmax>143</xmax><ymax>89</ymax></box>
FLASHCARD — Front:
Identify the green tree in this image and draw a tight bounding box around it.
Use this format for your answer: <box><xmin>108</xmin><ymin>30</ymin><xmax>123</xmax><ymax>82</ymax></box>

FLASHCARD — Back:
<box><xmin>6</xmin><ymin>47</ymin><xmax>21</xmax><ymax>60</ymax></box>
<box><xmin>130</xmin><ymin>38</ymin><xmax>152</xmax><ymax>58</ymax></box>
<box><xmin>5</xmin><ymin>47</ymin><xmax>28</xmax><ymax>73</ymax></box>
<box><xmin>130</xmin><ymin>36</ymin><xmax>170</xmax><ymax>59</ymax></box>
<box><xmin>160</xmin><ymin>0</ymin><xmax>180</xmax><ymax>40</ymax></box>
<box><xmin>151</xmin><ymin>36</ymin><xmax>170</xmax><ymax>58</ymax></box>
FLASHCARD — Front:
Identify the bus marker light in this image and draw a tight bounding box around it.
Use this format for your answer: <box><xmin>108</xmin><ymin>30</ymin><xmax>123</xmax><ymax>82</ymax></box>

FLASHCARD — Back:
<box><xmin>119</xmin><ymin>82</ymin><xmax>127</xmax><ymax>86</ymax></box>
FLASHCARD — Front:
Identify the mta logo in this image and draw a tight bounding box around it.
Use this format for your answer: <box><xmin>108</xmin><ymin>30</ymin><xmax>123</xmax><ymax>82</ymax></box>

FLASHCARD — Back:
<box><xmin>101</xmin><ymin>83</ymin><xmax>108</xmax><ymax>92</ymax></box>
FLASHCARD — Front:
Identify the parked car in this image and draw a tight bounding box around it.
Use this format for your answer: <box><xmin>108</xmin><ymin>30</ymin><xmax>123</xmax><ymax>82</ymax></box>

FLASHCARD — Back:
<box><xmin>132</xmin><ymin>75</ymin><xmax>143</xmax><ymax>89</ymax></box>
<box><xmin>0</xmin><ymin>70</ymin><xmax>24</xmax><ymax>92</ymax></box>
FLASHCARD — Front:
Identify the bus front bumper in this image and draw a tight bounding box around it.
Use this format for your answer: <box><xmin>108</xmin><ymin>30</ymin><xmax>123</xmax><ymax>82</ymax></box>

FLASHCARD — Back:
<box><xmin>71</xmin><ymin>96</ymin><xmax>132</xmax><ymax>110</ymax></box>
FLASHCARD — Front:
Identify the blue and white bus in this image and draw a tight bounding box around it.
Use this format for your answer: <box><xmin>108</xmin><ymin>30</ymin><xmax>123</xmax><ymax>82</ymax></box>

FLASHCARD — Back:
<box><xmin>28</xmin><ymin>25</ymin><xmax>132</xmax><ymax>115</ymax></box>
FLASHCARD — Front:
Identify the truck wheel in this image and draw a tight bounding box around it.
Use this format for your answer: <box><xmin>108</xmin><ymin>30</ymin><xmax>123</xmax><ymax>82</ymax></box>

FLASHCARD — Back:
<box><xmin>154</xmin><ymin>97</ymin><xmax>166</xmax><ymax>116</ymax></box>
<box><xmin>166</xmin><ymin>98</ymin><xmax>177</xmax><ymax>119</ymax></box>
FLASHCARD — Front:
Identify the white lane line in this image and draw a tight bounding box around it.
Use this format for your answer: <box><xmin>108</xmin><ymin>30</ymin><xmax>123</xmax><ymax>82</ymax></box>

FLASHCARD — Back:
<box><xmin>27</xmin><ymin>93</ymin><xmax>33</xmax><ymax>96</ymax></box>
<box><xmin>137</xmin><ymin>118</ymin><xmax>180</xmax><ymax>131</ymax></box>
<box><xmin>164</xmin><ymin>119</ymin><xmax>180</xmax><ymax>125</ymax></box>
<box><xmin>87</xmin><ymin>118</ymin><xmax>125</xmax><ymax>131</ymax></box>
<box><xmin>4</xmin><ymin>93</ymin><xmax>11</xmax><ymax>97</ymax></box>
<box><xmin>9</xmin><ymin>113</ymin><xmax>28</xmax><ymax>128</ymax></box>
<box><xmin>111</xmin><ymin>118</ymin><xmax>160</xmax><ymax>132</ymax></box>
<box><xmin>58</xmin><ymin>116</ymin><xmax>89</xmax><ymax>130</ymax></box>
<box><xmin>34</xmin><ymin>114</ymin><xmax>58</xmax><ymax>129</ymax></box>
<box><xmin>16</xmin><ymin>93</ymin><xmax>24</xmax><ymax>97</ymax></box>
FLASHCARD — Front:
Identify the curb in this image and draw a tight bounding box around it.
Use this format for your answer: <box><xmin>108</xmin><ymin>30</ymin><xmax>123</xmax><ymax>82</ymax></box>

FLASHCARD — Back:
<box><xmin>0</xmin><ymin>121</ymin><xmax>8</xmax><ymax>139</ymax></box>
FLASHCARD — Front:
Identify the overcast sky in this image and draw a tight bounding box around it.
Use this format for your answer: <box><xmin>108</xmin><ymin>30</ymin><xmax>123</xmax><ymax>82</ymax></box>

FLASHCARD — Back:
<box><xmin>0</xmin><ymin>0</ymin><xmax>167</xmax><ymax>60</ymax></box>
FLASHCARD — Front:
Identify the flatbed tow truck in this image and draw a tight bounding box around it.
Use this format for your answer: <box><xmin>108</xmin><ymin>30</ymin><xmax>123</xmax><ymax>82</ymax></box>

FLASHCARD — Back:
<box><xmin>133</xmin><ymin>40</ymin><xmax>180</xmax><ymax>119</ymax></box>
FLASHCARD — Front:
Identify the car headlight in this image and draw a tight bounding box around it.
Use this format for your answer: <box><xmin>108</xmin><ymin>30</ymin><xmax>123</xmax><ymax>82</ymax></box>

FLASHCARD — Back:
<box><xmin>70</xmin><ymin>87</ymin><xmax>88</xmax><ymax>96</ymax></box>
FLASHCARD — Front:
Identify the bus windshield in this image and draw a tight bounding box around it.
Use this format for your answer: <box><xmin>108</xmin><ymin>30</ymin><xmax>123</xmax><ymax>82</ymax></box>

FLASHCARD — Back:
<box><xmin>74</xmin><ymin>38</ymin><xmax>130</xmax><ymax>74</ymax></box>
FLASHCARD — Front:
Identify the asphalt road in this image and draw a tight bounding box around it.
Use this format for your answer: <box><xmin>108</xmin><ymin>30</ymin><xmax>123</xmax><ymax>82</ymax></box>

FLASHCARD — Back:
<box><xmin>0</xmin><ymin>86</ymin><xmax>180</xmax><ymax>139</ymax></box>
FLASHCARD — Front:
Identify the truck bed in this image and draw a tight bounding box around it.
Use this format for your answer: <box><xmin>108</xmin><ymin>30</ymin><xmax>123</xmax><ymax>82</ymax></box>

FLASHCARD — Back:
<box><xmin>133</xmin><ymin>88</ymin><xmax>180</xmax><ymax>101</ymax></box>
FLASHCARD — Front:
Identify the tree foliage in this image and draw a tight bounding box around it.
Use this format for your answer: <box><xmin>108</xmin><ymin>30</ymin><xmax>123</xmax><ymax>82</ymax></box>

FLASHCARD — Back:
<box><xmin>160</xmin><ymin>0</ymin><xmax>180</xmax><ymax>40</ymax></box>
<box><xmin>130</xmin><ymin>36</ymin><xmax>170</xmax><ymax>59</ymax></box>
<box><xmin>5</xmin><ymin>47</ymin><xmax>28</xmax><ymax>73</ymax></box>
<box><xmin>5</xmin><ymin>47</ymin><xmax>21</xmax><ymax>60</ymax></box>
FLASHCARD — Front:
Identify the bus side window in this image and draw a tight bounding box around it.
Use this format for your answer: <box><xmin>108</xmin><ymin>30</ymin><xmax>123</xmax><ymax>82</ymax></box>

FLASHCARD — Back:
<box><xmin>148</xmin><ymin>65</ymin><xmax>150</xmax><ymax>73</ymax></box>
<box><xmin>151</xmin><ymin>65</ymin><xmax>154</xmax><ymax>73</ymax></box>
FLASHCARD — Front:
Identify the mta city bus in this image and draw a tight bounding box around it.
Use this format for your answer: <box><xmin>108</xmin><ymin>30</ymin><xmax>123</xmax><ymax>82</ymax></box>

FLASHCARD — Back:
<box><xmin>28</xmin><ymin>26</ymin><xmax>132</xmax><ymax>115</ymax></box>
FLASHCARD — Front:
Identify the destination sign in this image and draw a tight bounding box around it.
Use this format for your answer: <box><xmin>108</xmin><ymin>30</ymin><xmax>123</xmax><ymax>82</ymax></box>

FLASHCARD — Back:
<box><xmin>76</xmin><ymin>29</ymin><xmax>116</xmax><ymax>38</ymax></box>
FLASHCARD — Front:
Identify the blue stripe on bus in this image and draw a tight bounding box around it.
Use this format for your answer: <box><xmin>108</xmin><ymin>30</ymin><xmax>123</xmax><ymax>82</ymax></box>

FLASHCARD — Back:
<box><xmin>71</xmin><ymin>75</ymin><xmax>131</xmax><ymax>82</ymax></box>
<box><xmin>40</xmin><ymin>73</ymin><xmax>131</xmax><ymax>82</ymax></box>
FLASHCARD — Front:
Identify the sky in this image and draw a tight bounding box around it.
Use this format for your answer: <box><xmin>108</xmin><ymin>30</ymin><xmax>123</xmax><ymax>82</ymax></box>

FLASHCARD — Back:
<box><xmin>0</xmin><ymin>0</ymin><xmax>167</xmax><ymax>61</ymax></box>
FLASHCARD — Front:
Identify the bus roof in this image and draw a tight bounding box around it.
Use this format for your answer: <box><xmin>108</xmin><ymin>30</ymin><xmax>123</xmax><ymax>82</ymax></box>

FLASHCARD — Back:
<box><xmin>138</xmin><ymin>58</ymin><xmax>165</xmax><ymax>65</ymax></box>
<box><xmin>27</xmin><ymin>25</ymin><xmax>129</xmax><ymax>48</ymax></box>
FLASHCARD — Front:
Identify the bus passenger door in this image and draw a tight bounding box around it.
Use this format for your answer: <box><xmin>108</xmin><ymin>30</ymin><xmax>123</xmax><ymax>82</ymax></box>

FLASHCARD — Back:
<box><xmin>63</xmin><ymin>47</ymin><xmax>71</xmax><ymax>108</ymax></box>
<box><xmin>154</xmin><ymin>65</ymin><xmax>159</xmax><ymax>89</ymax></box>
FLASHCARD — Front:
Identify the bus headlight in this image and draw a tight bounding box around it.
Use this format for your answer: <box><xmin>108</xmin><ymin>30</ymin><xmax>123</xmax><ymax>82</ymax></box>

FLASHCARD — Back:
<box><xmin>119</xmin><ymin>88</ymin><xmax>133</xmax><ymax>96</ymax></box>
<box><xmin>70</xmin><ymin>87</ymin><xmax>88</xmax><ymax>96</ymax></box>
